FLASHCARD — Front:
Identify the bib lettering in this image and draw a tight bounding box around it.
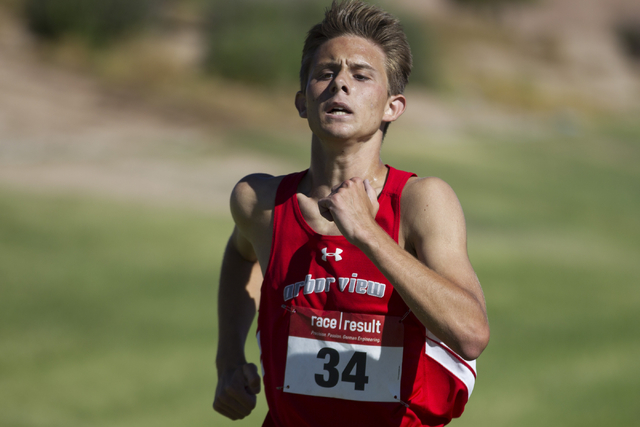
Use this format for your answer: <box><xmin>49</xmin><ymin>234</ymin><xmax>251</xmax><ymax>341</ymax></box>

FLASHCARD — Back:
<box><xmin>283</xmin><ymin>306</ymin><xmax>404</xmax><ymax>402</ymax></box>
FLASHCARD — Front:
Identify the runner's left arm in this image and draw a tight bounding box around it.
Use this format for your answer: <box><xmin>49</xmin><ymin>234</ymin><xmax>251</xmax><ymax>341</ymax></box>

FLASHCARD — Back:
<box><xmin>318</xmin><ymin>177</ymin><xmax>489</xmax><ymax>361</ymax></box>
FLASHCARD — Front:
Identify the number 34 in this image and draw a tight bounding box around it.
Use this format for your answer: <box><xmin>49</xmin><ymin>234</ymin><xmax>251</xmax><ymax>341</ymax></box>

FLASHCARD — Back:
<box><xmin>315</xmin><ymin>348</ymin><xmax>369</xmax><ymax>391</ymax></box>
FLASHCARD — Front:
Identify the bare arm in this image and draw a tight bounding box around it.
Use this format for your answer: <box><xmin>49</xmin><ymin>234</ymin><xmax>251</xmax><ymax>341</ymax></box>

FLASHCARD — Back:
<box><xmin>216</xmin><ymin>227</ymin><xmax>261</xmax><ymax>371</ymax></box>
<box><xmin>213</xmin><ymin>173</ymin><xmax>279</xmax><ymax>420</ymax></box>
<box><xmin>318</xmin><ymin>177</ymin><xmax>489</xmax><ymax>360</ymax></box>
<box><xmin>213</xmin><ymin>228</ymin><xmax>262</xmax><ymax>420</ymax></box>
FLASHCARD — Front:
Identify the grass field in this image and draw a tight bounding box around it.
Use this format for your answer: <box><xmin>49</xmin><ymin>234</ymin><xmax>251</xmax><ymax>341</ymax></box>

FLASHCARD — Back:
<box><xmin>1</xmin><ymin>116</ymin><xmax>639</xmax><ymax>426</ymax></box>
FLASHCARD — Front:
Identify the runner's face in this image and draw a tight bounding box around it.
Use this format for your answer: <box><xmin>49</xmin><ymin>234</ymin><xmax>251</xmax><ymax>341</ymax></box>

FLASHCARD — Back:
<box><xmin>297</xmin><ymin>36</ymin><xmax>396</xmax><ymax>143</ymax></box>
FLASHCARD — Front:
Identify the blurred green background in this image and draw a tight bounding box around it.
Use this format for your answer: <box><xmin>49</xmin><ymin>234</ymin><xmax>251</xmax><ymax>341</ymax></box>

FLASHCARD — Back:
<box><xmin>1</xmin><ymin>0</ymin><xmax>639</xmax><ymax>426</ymax></box>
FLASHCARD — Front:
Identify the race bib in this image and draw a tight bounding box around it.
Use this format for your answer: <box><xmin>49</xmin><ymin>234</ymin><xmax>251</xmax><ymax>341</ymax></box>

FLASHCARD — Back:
<box><xmin>282</xmin><ymin>306</ymin><xmax>404</xmax><ymax>402</ymax></box>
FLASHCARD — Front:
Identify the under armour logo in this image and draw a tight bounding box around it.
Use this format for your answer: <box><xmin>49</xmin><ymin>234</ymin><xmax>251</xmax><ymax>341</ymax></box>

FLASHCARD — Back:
<box><xmin>321</xmin><ymin>247</ymin><xmax>343</xmax><ymax>262</ymax></box>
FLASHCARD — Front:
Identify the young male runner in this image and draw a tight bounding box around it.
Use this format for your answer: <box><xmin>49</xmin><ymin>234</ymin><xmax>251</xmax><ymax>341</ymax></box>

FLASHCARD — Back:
<box><xmin>213</xmin><ymin>1</ymin><xmax>489</xmax><ymax>426</ymax></box>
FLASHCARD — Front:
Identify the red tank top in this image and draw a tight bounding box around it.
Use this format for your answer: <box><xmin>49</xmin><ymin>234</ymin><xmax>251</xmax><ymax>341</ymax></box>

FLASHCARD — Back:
<box><xmin>257</xmin><ymin>166</ymin><xmax>476</xmax><ymax>427</ymax></box>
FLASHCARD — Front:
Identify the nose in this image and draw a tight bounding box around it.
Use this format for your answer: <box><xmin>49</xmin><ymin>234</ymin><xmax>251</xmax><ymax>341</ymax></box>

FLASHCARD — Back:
<box><xmin>331</xmin><ymin>71</ymin><xmax>350</xmax><ymax>95</ymax></box>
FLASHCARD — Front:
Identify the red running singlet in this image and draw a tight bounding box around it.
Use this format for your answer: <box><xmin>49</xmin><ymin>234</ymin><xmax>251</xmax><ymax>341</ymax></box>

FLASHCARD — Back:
<box><xmin>257</xmin><ymin>166</ymin><xmax>477</xmax><ymax>427</ymax></box>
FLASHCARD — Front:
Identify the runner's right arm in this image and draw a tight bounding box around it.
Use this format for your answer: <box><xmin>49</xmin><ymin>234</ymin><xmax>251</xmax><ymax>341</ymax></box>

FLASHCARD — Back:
<box><xmin>213</xmin><ymin>227</ymin><xmax>262</xmax><ymax>420</ymax></box>
<box><xmin>213</xmin><ymin>174</ymin><xmax>279</xmax><ymax>420</ymax></box>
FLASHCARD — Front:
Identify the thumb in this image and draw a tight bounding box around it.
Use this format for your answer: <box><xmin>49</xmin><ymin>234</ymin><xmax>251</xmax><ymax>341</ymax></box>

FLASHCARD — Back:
<box><xmin>363</xmin><ymin>179</ymin><xmax>377</xmax><ymax>205</ymax></box>
<box><xmin>317</xmin><ymin>198</ymin><xmax>335</xmax><ymax>222</ymax></box>
<box><xmin>243</xmin><ymin>363</ymin><xmax>261</xmax><ymax>395</ymax></box>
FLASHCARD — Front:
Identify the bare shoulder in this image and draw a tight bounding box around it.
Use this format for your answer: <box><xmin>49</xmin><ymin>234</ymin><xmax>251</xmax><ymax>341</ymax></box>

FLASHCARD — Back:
<box><xmin>399</xmin><ymin>176</ymin><xmax>468</xmax><ymax>261</ymax></box>
<box><xmin>400</xmin><ymin>176</ymin><xmax>479</xmax><ymax>293</ymax></box>
<box><xmin>230</xmin><ymin>173</ymin><xmax>285</xmax><ymax>232</ymax></box>
<box><xmin>401</xmin><ymin>176</ymin><xmax>465</xmax><ymax>232</ymax></box>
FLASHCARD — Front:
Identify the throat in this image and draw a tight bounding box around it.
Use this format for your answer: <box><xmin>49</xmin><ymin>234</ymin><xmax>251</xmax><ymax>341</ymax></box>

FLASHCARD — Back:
<box><xmin>296</xmin><ymin>193</ymin><xmax>343</xmax><ymax>236</ymax></box>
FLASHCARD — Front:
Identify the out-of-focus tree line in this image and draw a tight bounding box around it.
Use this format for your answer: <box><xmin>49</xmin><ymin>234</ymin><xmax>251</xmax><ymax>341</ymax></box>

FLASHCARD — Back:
<box><xmin>7</xmin><ymin>0</ymin><xmax>639</xmax><ymax>113</ymax></box>
<box><xmin>16</xmin><ymin>0</ymin><xmax>542</xmax><ymax>89</ymax></box>
<box><xmin>23</xmin><ymin>0</ymin><xmax>159</xmax><ymax>47</ymax></box>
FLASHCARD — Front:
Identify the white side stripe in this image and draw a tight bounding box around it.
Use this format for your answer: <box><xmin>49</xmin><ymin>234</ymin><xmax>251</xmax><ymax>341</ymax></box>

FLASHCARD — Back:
<box><xmin>425</xmin><ymin>330</ymin><xmax>477</xmax><ymax>398</ymax></box>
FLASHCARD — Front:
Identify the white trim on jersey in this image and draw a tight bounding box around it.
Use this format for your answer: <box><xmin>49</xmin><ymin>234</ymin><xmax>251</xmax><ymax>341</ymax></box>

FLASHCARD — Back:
<box><xmin>425</xmin><ymin>330</ymin><xmax>477</xmax><ymax>398</ymax></box>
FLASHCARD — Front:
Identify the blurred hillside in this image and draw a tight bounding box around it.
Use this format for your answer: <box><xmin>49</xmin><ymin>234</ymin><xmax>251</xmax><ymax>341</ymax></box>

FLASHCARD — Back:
<box><xmin>398</xmin><ymin>0</ymin><xmax>640</xmax><ymax>110</ymax></box>
<box><xmin>1</xmin><ymin>0</ymin><xmax>639</xmax><ymax>209</ymax></box>
<box><xmin>1</xmin><ymin>0</ymin><xmax>638</xmax><ymax>209</ymax></box>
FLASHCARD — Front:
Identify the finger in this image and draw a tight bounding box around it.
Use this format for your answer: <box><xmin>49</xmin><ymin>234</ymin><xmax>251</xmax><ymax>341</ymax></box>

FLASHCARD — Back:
<box><xmin>243</xmin><ymin>363</ymin><xmax>261</xmax><ymax>394</ymax></box>
<box><xmin>219</xmin><ymin>385</ymin><xmax>257</xmax><ymax>415</ymax></box>
<box><xmin>213</xmin><ymin>398</ymin><xmax>237</xmax><ymax>419</ymax></box>
<box><xmin>317</xmin><ymin>198</ymin><xmax>335</xmax><ymax>222</ymax></box>
<box><xmin>363</xmin><ymin>179</ymin><xmax>377</xmax><ymax>204</ymax></box>
<box><xmin>213</xmin><ymin>396</ymin><xmax>249</xmax><ymax>420</ymax></box>
<box><xmin>330</xmin><ymin>181</ymin><xmax>344</xmax><ymax>193</ymax></box>
<box><xmin>226</xmin><ymin>379</ymin><xmax>258</xmax><ymax>411</ymax></box>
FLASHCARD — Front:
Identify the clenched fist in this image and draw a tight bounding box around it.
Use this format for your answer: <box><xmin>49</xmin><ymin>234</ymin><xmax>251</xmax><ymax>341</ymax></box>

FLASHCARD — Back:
<box><xmin>213</xmin><ymin>363</ymin><xmax>261</xmax><ymax>420</ymax></box>
<box><xmin>318</xmin><ymin>178</ymin><xmax>380</xmax><ymax>245</ymax></box>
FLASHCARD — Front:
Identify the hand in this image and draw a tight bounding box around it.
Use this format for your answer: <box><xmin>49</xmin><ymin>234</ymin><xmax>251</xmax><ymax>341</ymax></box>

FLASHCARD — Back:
<box><xmin>213</xmin><ymin>363</ymin><xmax>261</xmax><ymax>420</ymax></box>
<box><xmin>318</xmin><ymin>178</ymin><xmax>380</xmax><ymax>244</ymax></box>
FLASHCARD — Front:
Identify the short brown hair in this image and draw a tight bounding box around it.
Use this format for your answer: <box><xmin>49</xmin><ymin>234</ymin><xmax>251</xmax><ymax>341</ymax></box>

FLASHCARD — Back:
<box><xmin>300</xmin><ymin>0</ymin><xmax>412</xmax><ymax>95</ymax></box>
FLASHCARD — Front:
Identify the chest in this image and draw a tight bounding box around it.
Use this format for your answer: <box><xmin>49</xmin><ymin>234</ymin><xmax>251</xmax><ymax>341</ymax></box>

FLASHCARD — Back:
<box><xmin>296</xmin><ymin>194</ymin><xmax>343</xmax><ymax>236</ymax></box>
<box><xmin>295</xmin><ymin>193</ymin><xmax>409</xmax><ymax>250</ymax></box>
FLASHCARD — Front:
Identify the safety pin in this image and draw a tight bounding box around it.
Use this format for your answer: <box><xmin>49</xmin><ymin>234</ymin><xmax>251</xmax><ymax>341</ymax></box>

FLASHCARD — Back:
<box><xmin>281</xmin><ymin>304</ymin><xmax>297</xmax><ymax>314</ymax></box>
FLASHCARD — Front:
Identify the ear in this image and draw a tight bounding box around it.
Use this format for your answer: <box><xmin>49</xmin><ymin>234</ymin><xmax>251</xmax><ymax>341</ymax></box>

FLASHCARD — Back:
<box><xmin>382</xmin><ymin>94</ymin><xmax>406</xmax><ymax>123</ymax></box>
<box><xmin>295</xmin><ymin>91</ymin><xmax>307</xmax><ymax>118</ymax></box>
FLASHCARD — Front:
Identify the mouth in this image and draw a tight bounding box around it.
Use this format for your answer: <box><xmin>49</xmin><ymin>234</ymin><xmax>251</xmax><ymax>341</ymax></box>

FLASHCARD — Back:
<box><xmin>326</xmin><ymin>103</ymin><xmax>353</xmax><ymax>116</ymax></box>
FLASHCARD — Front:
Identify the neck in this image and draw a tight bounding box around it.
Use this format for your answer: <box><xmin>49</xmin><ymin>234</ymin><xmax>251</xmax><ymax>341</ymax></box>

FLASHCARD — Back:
<box><xmin>303</xmin><ymin>134</ymin><xmax>388</xmax><ymax>199</ymax></box>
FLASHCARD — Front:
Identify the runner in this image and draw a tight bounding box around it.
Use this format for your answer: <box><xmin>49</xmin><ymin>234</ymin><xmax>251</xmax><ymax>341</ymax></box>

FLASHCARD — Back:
<box><xmin>213</xmin><ymin>2</ymin><xmax>489</xmax><ymax>425</ymax></box>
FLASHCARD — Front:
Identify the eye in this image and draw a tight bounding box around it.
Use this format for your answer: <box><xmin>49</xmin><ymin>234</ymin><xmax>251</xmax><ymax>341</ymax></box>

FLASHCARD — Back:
<box><xmin>319</xmin><ymin>72</ymin><xmax>334</xmax><ymax>80</ymax></box>
<box><xmin>354</xmin><ymin>74</ymin><xmax>369</xmax><ymax>81</ymax></box>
